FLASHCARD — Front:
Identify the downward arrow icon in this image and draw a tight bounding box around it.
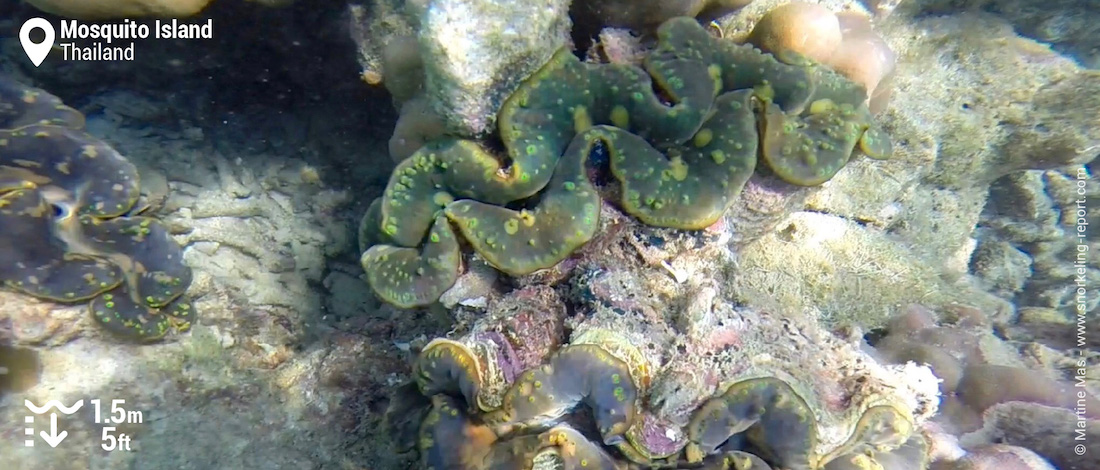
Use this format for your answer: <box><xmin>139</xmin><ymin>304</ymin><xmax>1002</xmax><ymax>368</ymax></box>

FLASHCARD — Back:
<box><xmin>40</xmin><ymin>413</ymin><xmax>67</xmax><ymax>448</ymax></box>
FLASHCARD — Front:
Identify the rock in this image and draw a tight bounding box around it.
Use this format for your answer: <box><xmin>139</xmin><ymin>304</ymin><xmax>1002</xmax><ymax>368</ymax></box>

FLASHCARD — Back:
<box><xmin>348</xmin><ymin>0</ymin><xmax>419</xmax><ymax>86</ymax></box>
<box><xmin>959</xmin><ymin>402</ymin><xmax>1100</xmax><ymax>470</ymax></box>
<box><xmin>969</xmin><ymin>168</ymin><xmax>1098</xmax><ymax>316</ymax></box>
<box><xmin>933</xmin><ymin>444</ymin><xmax>1057</xmax><ymax>470</ymax></box>
<box><xmin>969</xmin><ymin>238</ymin><xmax>1033</xmax><ymax>298</ymax></box>
<box><xmin>732</xmin><ymin>211</ymin><xmax>1000</xmax><ymax>328</ymax></box>
<box><xmin>418</xmin><ymin>0</ymin><xmax>572</xmax><ymax>136</ymax></box>
<box><xmin>586</xmin><ymin>27</ymin><xmax>647</xmax><ymax>65</ymax></box>
<box><xmin>917</xmin><ymin>0</ymin><xmax>1100</xmax><ymax>68</ymax></box>
<box><xmin>438</xmin><ymin>258</ymin><xmax>498</xmax><ymax>309</ymax></box>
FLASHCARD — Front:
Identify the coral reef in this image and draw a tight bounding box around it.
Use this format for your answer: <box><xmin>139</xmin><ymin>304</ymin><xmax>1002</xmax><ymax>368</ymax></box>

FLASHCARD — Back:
<box><xmin>360</xmin><ymin>16</ymin><xmax>891</xmax><ymax>308</ymax></box>
<box><xmin>388</xmin><ymin>96</ymin><xmax>447</xmax><ymax>162</ymax></box>
<box><xmin>0</xmin><ymin>77</ymin><xmax>194</xmax><ymax>341</ymax></box>
<box><xmin>386</xmin><ymin>267</ymin><xmax>939</xmax><ymax>469</ymax></box>
<box><xmin>586</xmin><ymin>27</ymin><xmax>648</xmax><ymax>65</ymax></box>
<box><xmin>918</xmin><ymin>0</ymin><xmax>1100</xmax><ymax>68</ymax></box>
<box><xmin>871</xmin><ymin>304</ymin><xmax>1100</xmax><ymax>469</ymax></box>
<box><xmin>829</xmin><ymin>12</ymin><xmax>897</xmax><ymax>113</ymax></box>
<box><xmin>880</xmin><ymin>12</ymin><xmax>1098</xmax><ymax>189</ymax></box>
<box><xmin>0</xmin><ymin>63</ymin><xmax>389</xmax><ymax>468</ymax></box>
<box><xmin>380</xmin><ymin>35</ymin><xmax>425</xmax><ymax>106</ymax></box>
<box><xmin>3</xmin><ymin>0</ymin><xmax>1095</xmax><ymax>468</ymax></box>
<box><xmin>2</xmin><ymin>3</ymin><xmax>403</xmax><ymax>469</ymax></box>
<box><xmin>350</xmin><ymin>0</ymin><xmax>574</xmax><ymax>137</ymax></box>
<box><xmin>707</xmin><ymin>0</ymin><xmax>1098</xmax><ymax>328</ymax></box>
<box><xmin>969</xmin><ymin>169</ymin><xmax>1099</xmax><ymax>317</ymax></box>
<box><xmin>959</xmin><ymin>402</ymin><xmax>1099</xmax><ymax>470</ymax></box>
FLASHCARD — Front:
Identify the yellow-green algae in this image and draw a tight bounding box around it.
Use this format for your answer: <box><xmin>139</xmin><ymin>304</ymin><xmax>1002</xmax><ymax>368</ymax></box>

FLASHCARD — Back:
<box><xmin>361</xmin><ymin>17</ymin><xmax>890</xmax><ymax>308</ymax></box>
<box><xmin>0</xmin><ymin>77</ymin><xmax>194</xmax><ymax>342</ymax></box>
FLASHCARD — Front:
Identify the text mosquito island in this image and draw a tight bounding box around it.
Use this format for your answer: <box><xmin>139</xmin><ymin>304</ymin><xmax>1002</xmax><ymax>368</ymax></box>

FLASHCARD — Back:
<box><xmin>59</xmin><ymin>19</ymin><xmax>214</xmax><ymax>61</ymax></box>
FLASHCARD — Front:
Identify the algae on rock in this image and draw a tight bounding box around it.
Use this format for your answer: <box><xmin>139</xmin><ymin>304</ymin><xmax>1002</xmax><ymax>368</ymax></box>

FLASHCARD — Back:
<box><xmin>419</xmin><ymin>0</ymin><xmax>573</xmax><ymax>136</ymax></box>
<box><xmin>729</xmin><ymin>4</ymin><xmax>1099</xmax><ymax>328</ymax></box>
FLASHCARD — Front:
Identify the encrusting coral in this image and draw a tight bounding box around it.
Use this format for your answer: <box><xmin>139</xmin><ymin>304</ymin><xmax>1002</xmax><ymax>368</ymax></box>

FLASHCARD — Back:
<box><xmin>867</xmin><ymin>303</ymin><xmax>1099</xmax><ymax>469</ymax></box>
<box><xmin>0</xmin><ymin>77</ymin><xmax>194</xmax><ymax>341</ymax></box>
<box><xmin>872</xmin><ymin>305</ymin><xmax>1100</xmax><ymax>435</ymax></box>
<box><xmin>360</xmin><ymin>16</ymin><xmax>892</xmax><ymax>308</ymax></box>
<box><xmin>745</xmin><ymin>2</ymin><xmax>896</xmax><ymax>112</ymax></box>
<box><xmin>745</xmin><ymin>2</ymin><xmax>843</xmax><ymax>65</ymax></box>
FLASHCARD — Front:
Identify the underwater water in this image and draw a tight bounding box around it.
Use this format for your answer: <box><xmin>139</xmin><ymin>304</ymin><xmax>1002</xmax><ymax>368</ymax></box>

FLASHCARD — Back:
<box><xmin>0</xmin><ymin>0</ymin><xmax>1096</xmax><ymax>469</ymax></box>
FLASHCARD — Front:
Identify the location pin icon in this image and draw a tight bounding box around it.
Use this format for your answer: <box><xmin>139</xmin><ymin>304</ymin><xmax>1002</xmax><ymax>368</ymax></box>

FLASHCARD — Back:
<box><xmin>20</xmin><ymin>18</ymin><xmax>55</xmax><ymax>67</ymax></box>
